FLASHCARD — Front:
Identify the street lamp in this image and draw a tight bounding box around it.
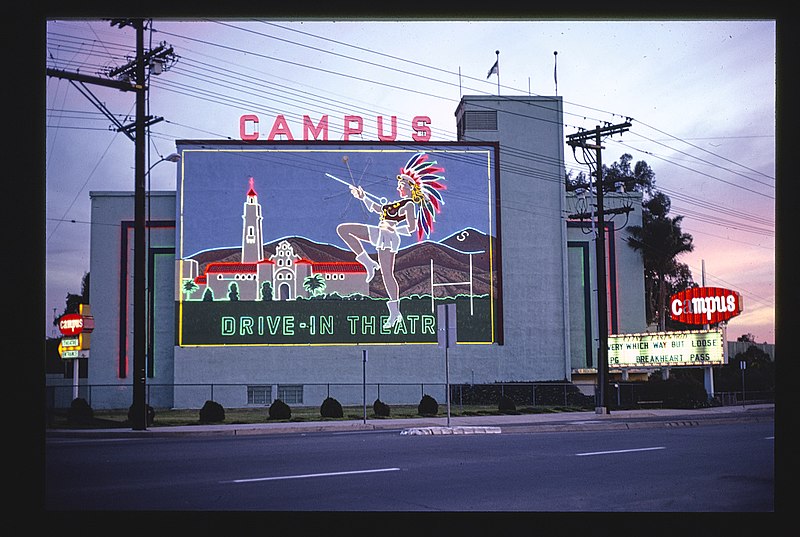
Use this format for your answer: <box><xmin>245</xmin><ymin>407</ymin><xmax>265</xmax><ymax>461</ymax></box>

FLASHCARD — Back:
<box><xmin>136</xmin><ymin>151</ymin><xmax>180</xmax><ymax>430</ymax></box>
<box><xmin>149</xmin><ymin>152</ymin><xmax>181</xmax><ymax>171</ymax></box>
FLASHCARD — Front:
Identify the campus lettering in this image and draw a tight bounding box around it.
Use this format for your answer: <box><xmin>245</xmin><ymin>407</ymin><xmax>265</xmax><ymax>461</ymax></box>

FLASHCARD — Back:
<box><xmin>670</xmin><ymin>294</ymin><xmax>737</xmax><ymax>321</ymax></box>
<box><xmin>58</xmin><ymin>313</ymin><xmax>86</xmax><ymax>336</ymax></box>
<box><xmin>60</xmin><ymin>317</ymin><xmax>83</xmax><ymax>331</ymax></box>
<box><xmin>668</xmin><ymin>287</ymin><xmax>742</xmax><ymax>325</ymax></box>
<box><xmin>239</xmin><ymin>114</ymin><xmax>433</xmax><ymax>142</ymax></box>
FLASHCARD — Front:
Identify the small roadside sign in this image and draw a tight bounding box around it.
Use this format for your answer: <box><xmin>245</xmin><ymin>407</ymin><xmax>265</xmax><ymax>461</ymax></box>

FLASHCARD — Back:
<box><xmin>437</xmin><ymin>303</ymin><xmax>457</xmax><ymax>349</ymax></box>
<box><xmin>61</xmin><ymin>336</ymin><xmax>80</xmax><ymax>347</ymax></box>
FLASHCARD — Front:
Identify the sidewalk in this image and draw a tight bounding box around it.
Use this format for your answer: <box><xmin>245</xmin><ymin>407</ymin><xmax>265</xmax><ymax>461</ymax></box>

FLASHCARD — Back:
<box><xmin>45</xmin><ymin>403</ymin><xmax>774</xmax><ymax>439</ymax></box>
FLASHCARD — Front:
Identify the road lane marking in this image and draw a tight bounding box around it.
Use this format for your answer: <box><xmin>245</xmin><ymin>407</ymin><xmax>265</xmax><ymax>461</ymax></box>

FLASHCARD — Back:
<box><xmin>226</xmin><ymin>467</ymin><xmax>401</xmax><ymax>484</ymax></box>
<box><xmin>576</xmin><ymin>446</ymin><xmax>666</xmax><ymax>457</ymax></box>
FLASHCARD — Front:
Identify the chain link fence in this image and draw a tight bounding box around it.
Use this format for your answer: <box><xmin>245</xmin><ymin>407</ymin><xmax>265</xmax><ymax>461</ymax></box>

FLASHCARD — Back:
<box><xmin>45</xmin><ymin>381</ymin><xmax>773</xmax><ymax>412</ymax></box>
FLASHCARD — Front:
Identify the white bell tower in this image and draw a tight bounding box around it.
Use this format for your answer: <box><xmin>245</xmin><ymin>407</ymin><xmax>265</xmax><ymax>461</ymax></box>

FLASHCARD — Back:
<box><xmin>241</xmin><ymin>177</ymin><xmax>264</xmax><ymax>263</ymax></box>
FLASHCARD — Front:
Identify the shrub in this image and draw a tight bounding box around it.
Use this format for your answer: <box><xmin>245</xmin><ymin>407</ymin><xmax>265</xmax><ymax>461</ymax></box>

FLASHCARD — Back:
<box><xmin>641</xmin><ymin>374</ymin><xmax>709</xmax><ymax>409</ymax></box>
<box><xmin>498</xmin><ymin>394</ymin><xmax>516</xmax><ymax>413</ymax></box>
<box><xmin>127</xmin><ymin>403</ymin><xmax>156</xmax><ymax>426</ymax></box>
<box><xmin>199</xmin><ymin>400</ymin><xmax>225</xmax><ymax>423</ymax></box>
<box><xmin>418</xmin><ymin>394</ymin><xmax>439</xmax><ymax>416</ymax></box>
<box><xmin>373</xmin><ymin>398</ymin><xmax>390</xmax><ymax>417</ymax></box>
<box><xmin>268</xmin><ymin>398</ymin><xmax>291</xmax><ymax>420</ymax></box>
<box><xmin>666</xmin><ymin>377</ymin><xmax>710</xmax><ymax>408</ymax></box>
<box><xmin>67</xmin><ymin>397</ymin><xmax>93</xmax><ymax>424</ymax></box>
<box><xmin>320</xmin><ymin>397</ymin><xmax>344</xmax><ymax>418</ymax></box>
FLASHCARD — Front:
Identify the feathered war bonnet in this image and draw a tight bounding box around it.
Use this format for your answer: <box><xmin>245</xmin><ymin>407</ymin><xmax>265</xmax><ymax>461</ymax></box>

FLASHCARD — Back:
<box><xmin>397</xmin><ymin>152</ymin><xmax>447</xmax><ymax>241</ymax></box>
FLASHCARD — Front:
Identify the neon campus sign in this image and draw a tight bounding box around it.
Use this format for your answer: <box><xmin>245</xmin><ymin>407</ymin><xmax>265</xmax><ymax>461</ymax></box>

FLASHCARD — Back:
<box><xmin>669</xmin><ymin>286</ymin><xmax>743</xmax><ymax>325</ymax></box>
<box><xmin>239</xmin><ymin>114</ymin><xmax>433</xmax><ymax>142</ymax></box>
<box><xmin>59</xmin><ymin>314</ymin><xmax>85</xmax><ymax>336</ymax></box>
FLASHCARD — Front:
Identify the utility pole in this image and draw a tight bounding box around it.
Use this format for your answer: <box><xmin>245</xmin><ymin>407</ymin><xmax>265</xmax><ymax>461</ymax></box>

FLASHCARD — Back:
<box><xmin>47</xmin><ymin>19</ymin><xmax>176</xmax><ymax>430</ymax></box>
<box><xmin>566</xmin><ymin>121</ymin><xmax>631</xmax><ymax>414</ymax></box>
<box><xmin>131</xmin><ymin>19</ymin><xmax>148</xmax><ymax>430</ymax></box>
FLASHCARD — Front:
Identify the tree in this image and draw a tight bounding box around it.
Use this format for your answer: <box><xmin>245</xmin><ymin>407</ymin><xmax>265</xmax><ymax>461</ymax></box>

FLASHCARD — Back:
<box><xmin>661</xmin><ymin>262</ymin><xmax>696</xmax><ymax>331</ymax></box>
<box><xmin>565</xmin><ymin>169</ymin><xmax>591</xmax><ymax>192</ymax></box>
<box><xmin>628</xmin><ymin>191</ymin><xmax>694</xmax><ymax>330</ymax></box>
<box><xmin>565</xmin><ymin>154</ymin><xmax>655</xmax><ymax>201</ymax></box>
<box><xmin>53</xmin><ymin>272</ymin><xmax>90</xmax><ymax>329</ymax></box>
<box><xmin>603</xmin><ymin>153</ymin><xmax>656</xmax><ymax>195</ymax></box>
<box><xmin>568</xmin><ymin>154</ymin><xmax>694</xmax><ymax>330</ymax></box>
<box><xmin>714</xmin><ymin>345</ymin><xmax>774</xmax><ymax>394</ymax></box>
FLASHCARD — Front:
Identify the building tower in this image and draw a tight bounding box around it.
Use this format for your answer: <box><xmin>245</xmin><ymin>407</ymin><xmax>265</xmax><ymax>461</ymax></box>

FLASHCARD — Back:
<box><xmin>241</xmin><ymin>177</ymin><xmax>264</xmax><ymax>263</ymax></box>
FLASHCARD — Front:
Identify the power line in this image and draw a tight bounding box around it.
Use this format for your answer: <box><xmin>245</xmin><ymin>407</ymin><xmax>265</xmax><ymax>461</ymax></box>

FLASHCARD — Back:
<box><xmin>46</xmin><ymin>20</ymin><xmax>775</xmax><ymax>261</ymax></box>
<box><xmin>52</xmin><ymin>21</ymin><xmax>770</xmax><ymax>206</ymax></box>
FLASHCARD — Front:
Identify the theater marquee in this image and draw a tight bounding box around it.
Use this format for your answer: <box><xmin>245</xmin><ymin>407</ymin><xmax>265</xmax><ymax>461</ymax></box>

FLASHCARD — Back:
<box><xmin>174</xmin><ymin>141</ymin><xmax>501</xmax><ymax>347</ymax></box>
<box><xmin>607</xmin><ymin>330</ymin><xmax>725</xmax><ymax>368</ymax></box>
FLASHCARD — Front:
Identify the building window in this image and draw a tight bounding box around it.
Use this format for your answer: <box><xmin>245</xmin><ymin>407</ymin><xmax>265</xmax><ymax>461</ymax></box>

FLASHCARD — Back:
<box><xmin>247</xmin><ymin>385</ymin><xmax>272</xmax><ymax>405</ymax></box>
<box><xmin>277</xmin><ymin>384</ymin><xmax>303</xmax><ymax>405</ymax></box>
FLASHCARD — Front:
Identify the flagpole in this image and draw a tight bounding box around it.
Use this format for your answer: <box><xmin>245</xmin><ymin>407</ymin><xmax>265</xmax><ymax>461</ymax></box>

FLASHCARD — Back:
<box><xmin>554</xmin><ymin>51</ymin><xmax>558</xmax><ymax>96</ymax></box>
<box><xmin>495</xmin><ymin>50</ymin><xmax>500</xmax><ymax>95</ymax></box>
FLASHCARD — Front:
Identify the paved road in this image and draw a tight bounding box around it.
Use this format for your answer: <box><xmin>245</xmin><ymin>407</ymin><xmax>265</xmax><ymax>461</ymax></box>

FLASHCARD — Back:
<box><xmin>45</xmin><ymin>409</ymin><xmax>774</xmax><ymax>512</ymax></box>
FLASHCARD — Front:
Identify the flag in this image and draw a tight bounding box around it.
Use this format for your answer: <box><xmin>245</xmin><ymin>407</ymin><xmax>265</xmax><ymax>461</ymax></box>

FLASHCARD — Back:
<box><xmin>486</xmin><ymin>59</ymin><xmax>498</xmax><ymax>79</ymax></box>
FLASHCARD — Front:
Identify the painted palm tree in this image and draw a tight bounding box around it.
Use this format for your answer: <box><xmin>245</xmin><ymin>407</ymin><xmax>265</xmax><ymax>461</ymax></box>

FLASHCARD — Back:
<box><xmin>628</xmin><ymin>192</ymin><xmax>694</xmax><ymax>331</ymax></box>
<box><xmin>182</xmin><ymin>279</ymin><xmax>199</xmax><ymax>300</ymax></box>
<box><xmin>303</xmin><ymin>274</ymin><xmax>326</xmax><ymax>297</ymax></box>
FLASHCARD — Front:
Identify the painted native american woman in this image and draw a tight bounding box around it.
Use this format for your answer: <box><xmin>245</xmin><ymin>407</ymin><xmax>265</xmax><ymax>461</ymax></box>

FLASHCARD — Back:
<box><xmin>337</xmin><ymin>152</ymin><xmax>447</xmax><ymax>328</ymax></box>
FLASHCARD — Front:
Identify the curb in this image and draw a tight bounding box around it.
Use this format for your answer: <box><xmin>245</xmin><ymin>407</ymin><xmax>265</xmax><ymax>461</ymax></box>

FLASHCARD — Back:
<box><xmin>499</xmin><ymin>414</ymin><xmax>772</xmax><ymax>434</ymax></box>
<box><xmin>45</xmin><ymin>406</ymin><xmax>773</xmax><ymax>439</ymax></box>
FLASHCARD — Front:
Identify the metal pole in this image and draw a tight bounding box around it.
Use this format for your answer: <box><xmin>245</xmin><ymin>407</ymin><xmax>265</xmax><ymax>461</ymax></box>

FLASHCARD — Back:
<box><xmin>741</xmin><ymin>360</ymin><xmax>746</xmax><ymax>408</ymax></box>
<box><xmin>362</xmin><ymin>349</ymin><xmax>367</xmax><ymax>424</ymax></box>
<box><xmin>72</xmin><ymin>359</ymin><xmax>79</xmax><ymax>400</ymax></box>
<box><xmin>445</xmin><ymin>346</ymin><xmax>451</xmax><ymax>427</ymax></box>
<box><xmin>594</xmin><ymin>126</ymin><xmax>610</xmax><ymax>415</ymax></box>
<box><xmin>132</xmin><ymin>19</ymin><xmax>148</xmax><ymax>430</ymax></box>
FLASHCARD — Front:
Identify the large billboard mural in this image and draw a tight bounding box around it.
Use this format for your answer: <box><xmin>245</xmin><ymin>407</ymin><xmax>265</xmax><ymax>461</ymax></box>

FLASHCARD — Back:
<box><xmin>174</xmin><ymin>142</ymin><xmax>501</xmax><ymax>346</ymax></box>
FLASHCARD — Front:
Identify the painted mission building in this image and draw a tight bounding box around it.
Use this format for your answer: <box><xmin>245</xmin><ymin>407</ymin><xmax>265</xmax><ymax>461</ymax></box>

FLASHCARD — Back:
<box><xmin>177</xmin><ymin>178</ymin><xmax>369</xmax><ymax>303</ymax></box>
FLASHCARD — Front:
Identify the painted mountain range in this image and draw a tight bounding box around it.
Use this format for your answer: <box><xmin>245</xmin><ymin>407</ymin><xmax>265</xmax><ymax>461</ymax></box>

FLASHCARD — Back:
<box><xmin>186</xmin><ymin>228</ymin><xmax>499</xmax><ymax>299</ymax></box>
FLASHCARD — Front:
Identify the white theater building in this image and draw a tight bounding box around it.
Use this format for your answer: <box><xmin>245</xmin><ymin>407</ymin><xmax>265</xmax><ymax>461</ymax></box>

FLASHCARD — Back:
<box><xmin>49</xmin><ymin>95</ymin><xmax>648</xmax><ymax>410</ymax></box>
